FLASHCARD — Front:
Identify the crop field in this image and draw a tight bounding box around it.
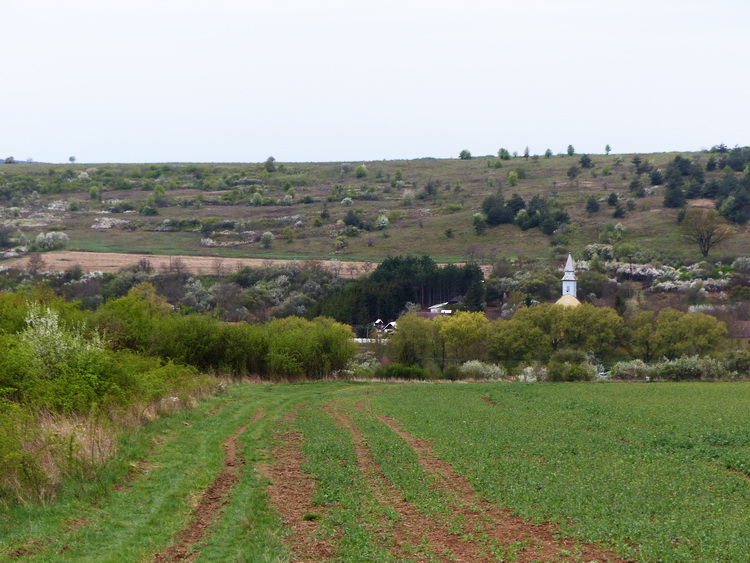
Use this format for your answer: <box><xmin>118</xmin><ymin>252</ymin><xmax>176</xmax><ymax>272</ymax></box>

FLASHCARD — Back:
<box><xmin>3</xmin><ymin>381</ymin><xmax>750</xmax><ymax>562</ymax></box>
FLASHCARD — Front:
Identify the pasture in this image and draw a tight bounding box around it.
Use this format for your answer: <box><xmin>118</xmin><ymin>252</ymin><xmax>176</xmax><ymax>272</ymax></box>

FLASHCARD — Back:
<box><xmin>3</xmin><ymin>381</ymin><xmax>750</xmax><ymax>562</ymax></box>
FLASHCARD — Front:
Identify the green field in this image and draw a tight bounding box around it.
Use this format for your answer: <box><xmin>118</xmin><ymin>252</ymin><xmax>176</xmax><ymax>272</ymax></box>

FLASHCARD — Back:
<box><xmin>3</xmin><ymin>381</ymin><xmax>750</xmax><ymax>562</ymax></box>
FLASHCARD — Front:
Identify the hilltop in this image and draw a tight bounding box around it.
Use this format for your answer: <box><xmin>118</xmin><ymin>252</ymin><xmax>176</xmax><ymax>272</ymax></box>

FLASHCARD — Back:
<box><xmin>0</xmin><ymin>147</ymin><xmax>748</xmax><ymax>267</ymax></box>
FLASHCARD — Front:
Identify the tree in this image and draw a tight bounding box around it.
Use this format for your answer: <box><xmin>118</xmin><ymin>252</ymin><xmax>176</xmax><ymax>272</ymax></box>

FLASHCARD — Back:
<box><xmin>387</xmin><ymin>313</ymin><xmax>438</xmax><ymax>366</ymax></box>
<box><xmin>544</xmin><ymin>148</ymin><xmax>553</xmax><ymax>159</ymax></box>
<box><xmin>4</xmin><ymin>156</ymin><xmax>16</xmax><ymax>164</ymax></box>
<box><xmin>436</xmin><ymin>311</ymin><xmax>489</xmax><ymax>362</ymax></box>
<box><xmin>264</xmin><ymin>156</ymin><xmax>276</xmax><ymax>172</ymax></box>
<box><xmin>523</xmin><ymin>146</ymin><xmax>530</xmax><ymax>160</ymax></box>
<box><xmin>498</xmin><ymin>148</ymin><xmax>511</xmax><ymax>160</ymax></box>
<box><xmin>663</xmin><ymin>184</ymin><xmax>686</xmax><ymax>208</ymax></box>
<box><xmin>579</xmin><ymin>154</ymin><xmax>593</xmax><ymax>169</ymax></box>
<box><xmin>586</xmin><ymin>196</ymin><xmax>600</xmax><ymax>214</ymax></box>
<box><xmin>567</xmin><ymin>145</ymin><xmax>575</xmax><ymax>156</ymax></box>
<box><xmin>260</xmin><ymin>232</ymin><xmax>275</xmax><ymax>249</ymax></box>
<box><xmin>69</xmin><ymin>156</ymin><xmax>76</xmax><ymax>164</ymax></box>
<box><xmin>605</xmin><ymin>144</ymin><xmax>611</xmax><ymax>155</ymax></box>
<box><xmin>459</xmin><ymin>150</ymin><xmax>472</xmax><ymax>160</ymax></box>
<box><xmin>679</xmin><ymin>208</ymin><xmax>734</xmax><ymax>257</ymax></box>
<box><xmin>26</xmin><ymin>253</ymin><xmax>46</xmax><ymax>276</ymax></box>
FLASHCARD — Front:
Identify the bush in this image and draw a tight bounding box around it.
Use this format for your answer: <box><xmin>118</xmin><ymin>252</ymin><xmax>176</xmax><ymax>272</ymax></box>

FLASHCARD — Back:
<box><xmin>35</xmin><ymin>231</ymin><xmax>69</xmax><ymax>250</ymax></box>
<box><xmin>374</xmin><ymin>363</ymin><xmax>429</xmax><ymax>380</ymax></box>
<box><xmin>732</xmin><ymin>257</ymin><xmax>750</xmax><ymax>273</ymax></box>
<box><xmin>546</xmin><ymin>349</ymin><xmax>596</xmax><ymax>382</ymax></box>
<box><xmin>458</xmin><ymin>360</ymin><xmax>506</xmax><ymax>380</ymax></box>
<box><xmin>0</xmin><ymin>401</ymin><xmax>49</xmax><ymax>503</ymax></box>
<box><xmin>724</xmin><ymin>349</ymin><xmax>750</xmax><ymax>376</ymax></box>
<box><xmin>609</xmin><ymin>359</ymin><xmax>651</xmax><ymax>380</ymax></box>
<box><xmin>260</xmin><ymin>232</ymin><xmax>274</xmax><ymax>248</ymax></box>
<box><xmin>650</xmin><ymin>356</ymin><xmax>732</xmax><ymax>381</ymax></box>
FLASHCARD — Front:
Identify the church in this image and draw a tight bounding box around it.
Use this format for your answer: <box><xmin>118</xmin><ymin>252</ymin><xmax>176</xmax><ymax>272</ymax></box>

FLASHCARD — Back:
<box><xmin>555</xmin><ymin>254</ymin><xmax>581</xmax><ymax>307</ymax></box>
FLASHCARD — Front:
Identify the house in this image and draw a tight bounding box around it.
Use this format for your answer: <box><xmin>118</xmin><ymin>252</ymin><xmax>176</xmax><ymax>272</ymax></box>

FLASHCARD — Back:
<box><xmin>427</xmin><ymin>296</ymin><xmax>464</xmax><ymax>314</ymax></box>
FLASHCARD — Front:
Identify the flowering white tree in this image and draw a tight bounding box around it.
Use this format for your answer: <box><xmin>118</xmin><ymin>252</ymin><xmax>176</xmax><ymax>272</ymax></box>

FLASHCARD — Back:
<box><xmin>21</xmin><ymin>305</ymin><xmax>104</xmax><ymax>374</ymax></box>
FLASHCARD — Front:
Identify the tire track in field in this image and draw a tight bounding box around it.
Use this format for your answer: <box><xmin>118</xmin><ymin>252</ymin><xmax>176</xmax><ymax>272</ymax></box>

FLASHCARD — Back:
<box><xmin>326</xmin><ymin>405</ymin><xmax>483</xmax><ymax>561</ymax></box>
<box><xmin>363</xmin><ymin>405</ymin><xmax>628</xmax><ymax>563</ymax></box>
<box><xmin>152</xmin><ymin>407</ymin><xmax>265</xmax><ymax>562</ymax></box>
<box><xmin>260</xmin><ymin>415</ymin><xmax>337</xmax><ymax>563</ymax></box>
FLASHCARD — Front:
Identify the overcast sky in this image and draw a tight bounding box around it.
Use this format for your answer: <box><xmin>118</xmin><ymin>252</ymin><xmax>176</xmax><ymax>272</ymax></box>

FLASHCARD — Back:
<box><xmin>3</xmin><ymin>0</ymin><xmax>749</xmax><ymax>163</ymax></box>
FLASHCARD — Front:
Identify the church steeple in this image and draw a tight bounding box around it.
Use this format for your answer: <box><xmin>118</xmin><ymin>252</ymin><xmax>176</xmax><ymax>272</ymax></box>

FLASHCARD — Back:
<box><xmin>561</xmin><ymin>254</ymin><xmax>577</xmax><ymax>297</ymax></box>
<box><xmin>555</xmin><ymin>254</ymin><xmax>580</xmax><ymax>307</ymax></box>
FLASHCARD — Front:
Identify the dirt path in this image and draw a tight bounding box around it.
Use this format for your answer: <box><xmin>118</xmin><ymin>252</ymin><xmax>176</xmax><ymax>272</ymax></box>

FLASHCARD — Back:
<box><xmin>152</xmin><ymin>408</ymin><xmax>265</xmax><ymax>562</ymax></box>
<box><xmin>2</xmin><ymin>250</ymin><xmax>492</xmax><ymax>277</ymax></box>
<box><xmin>261</xmin><ymin>422</ymin><xmax>337</xmax><ymax>562</ymax></box>
<box><xmin>368</xmin><ymin>409</ymin><xmax>628</xmax><ymax>562</ymax></box>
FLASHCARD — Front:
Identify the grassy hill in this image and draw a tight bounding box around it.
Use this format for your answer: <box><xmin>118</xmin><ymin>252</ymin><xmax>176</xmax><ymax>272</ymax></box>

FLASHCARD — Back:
<box><xmin>1</xmin><ymin>150</ymin><xmax>748</xmax><ymax>265</ymax></box>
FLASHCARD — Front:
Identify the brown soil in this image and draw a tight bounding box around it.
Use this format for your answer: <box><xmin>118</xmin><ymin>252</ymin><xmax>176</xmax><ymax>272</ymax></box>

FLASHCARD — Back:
<box><xmin>8</xmin><ymin>540</ymin><xmax>42</xmax><ymax>559</ymax></box>
<box><xmin>3</xmin><ymin>251</ymin><xmax>493</xmax><ymax>277</ymax></box>
<box><xmin>327</xmin><ymin>405</ymin><xmax>487</xmax><ymax>561</ymax></box>
<box><xmin>367</xmin><ymin>408</ymin><xmax>629</xmax><ymax>563</ymax></box>
<box><xmin>261</xmin><ymin>424</ymin><xmax>337</xmax><ymax>562</ymax></box>
<box><xmin>152</xmin><ymin>408</ymin><xmax>265</xmax><ymax>562</ymax></box>
<box><xmin>204</xmin><ymin>398</ymin><xmax>242</xmax><ymax>417</ymax></box>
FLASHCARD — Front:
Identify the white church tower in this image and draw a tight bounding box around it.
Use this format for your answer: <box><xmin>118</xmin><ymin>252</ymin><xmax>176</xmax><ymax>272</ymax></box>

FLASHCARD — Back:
<box><xmin>556</xmin><ymin>254</ymin><xmax>581</xmax><ymax>307</ymax></box>
<box><xmin>561</xmin><ymin>254</ymin><xmax>577</xmax><ymax>296</ymax></box>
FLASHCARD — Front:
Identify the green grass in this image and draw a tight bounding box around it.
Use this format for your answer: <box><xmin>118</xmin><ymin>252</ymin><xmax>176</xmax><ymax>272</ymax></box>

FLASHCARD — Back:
<box><xmin>4</xmin><ymin>381</ymin><xmax>750</xmax><ymax>561</ymax></box>
<box><xmin>369</xmin><ymin>382</ymin><xmax>750</xmax><ymax>561</ymax></box>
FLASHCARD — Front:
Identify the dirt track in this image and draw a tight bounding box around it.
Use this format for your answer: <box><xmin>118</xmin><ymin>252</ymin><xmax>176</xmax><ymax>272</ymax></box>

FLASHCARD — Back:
<box><xmin>2</xmin><ymin>251</ymin><xmax>492</xmax><ymax>277</ymax></box>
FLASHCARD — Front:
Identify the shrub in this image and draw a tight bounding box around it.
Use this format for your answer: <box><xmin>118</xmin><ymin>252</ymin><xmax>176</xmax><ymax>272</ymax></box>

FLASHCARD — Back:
<box><xmin>732</xmin><ymin>257</ymin><xmax>750</xmax><ymax>273</ymax></box>
<box><xmin>0</xmin><ymin>401</ymin><xmax>49</xmax><ymax>503</ymax></box>
<box><xmin>459</xmin><ymin>360</ymin><xmax>506</xmax><ymax>380</ymax></box>
<box><xmin>35</xmin><ymin>231</ymin><xmax>69</xmax><ymax>250</ymax></box>
<box><xmin>516</xmin><ymin>364</ymin><xmax>546</xmax><ymax>383</ymax></box>
<box><xmin>650</xmin><ymin>356</ymin><xmax>732</xmax><ymax>381</ymax></box>
<box><xmin>546</xmin><ymin>349</ymin><xmax>596</xmax><ymax>382</ymax></box>
<box><xmin>374</xmin><ymin>364</ymin><xmax>429</xmax><ymax>380</ymax></box>
<box><xmin>609</xmin><ymin>359</ymin><xmax>652</xmax><ymax>380</ymax></box>
<box><xmin>260</xmin><ymin>232</ymin><xmax>274</xmax><ymax>248</ymax></box>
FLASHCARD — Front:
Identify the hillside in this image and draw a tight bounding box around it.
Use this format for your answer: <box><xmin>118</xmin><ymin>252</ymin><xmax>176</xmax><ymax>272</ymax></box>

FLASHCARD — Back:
<box><xmin>1</xmin><ymin>147</ymin><xmax>748</xmax><ymax>266</ymax></box>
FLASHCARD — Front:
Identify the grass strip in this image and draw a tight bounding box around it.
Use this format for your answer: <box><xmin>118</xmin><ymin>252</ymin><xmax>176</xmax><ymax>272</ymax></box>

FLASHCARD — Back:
<box><xmin>296</xmin><ymin>405</ymin><xmax>396</xmax><ymax>562</ymax></box>
<box><xmin>1</xmin><ymin>385</ymin><xmax>266</xmax><ymax>561</ymax></box>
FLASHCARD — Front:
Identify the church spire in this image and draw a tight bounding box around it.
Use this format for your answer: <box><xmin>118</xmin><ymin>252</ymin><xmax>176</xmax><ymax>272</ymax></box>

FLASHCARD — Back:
<box><xmin>561</xmin><ymin>254</ymin><xmax>577</xmax><ymax>297</ymax></box>
<box><xmin>556</xmin><ymin>254</ymin><xmax>580</xmax><ymax>306</ymax></box>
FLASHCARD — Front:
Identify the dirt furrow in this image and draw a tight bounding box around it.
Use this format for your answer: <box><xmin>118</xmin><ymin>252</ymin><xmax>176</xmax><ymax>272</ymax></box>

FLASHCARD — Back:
<box><xmin>368</xmin><ymin>408</ymin><xmax>628</xmax><ymax>562</ymax></box>
<box><xmin>260</xmin><ymin>419</ymin><xmax>337</xmax><ymax>562</ymax></box>
<box><xmin>327</xmin><ymin>405</ymin><xmax>485</xmax><ymax>561</ymax></box>
<box><xmin>152</xmin><ymin>408</ymin><xmax>265</xmax><ymax>562</ymax></box>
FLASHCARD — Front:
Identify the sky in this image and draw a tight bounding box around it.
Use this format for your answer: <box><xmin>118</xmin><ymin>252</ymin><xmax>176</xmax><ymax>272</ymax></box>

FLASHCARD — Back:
<box><xmin>3</xmin><ymin>0</ymin><xmax>750</xmax><ymax>164</ymax></box>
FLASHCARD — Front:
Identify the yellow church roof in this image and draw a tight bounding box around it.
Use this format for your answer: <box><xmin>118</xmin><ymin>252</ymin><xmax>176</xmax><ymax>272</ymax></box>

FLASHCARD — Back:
<box><xmin>555</xmin><ymin>294</ymin><xmax>581</xmax><ymax>307</ymax></box>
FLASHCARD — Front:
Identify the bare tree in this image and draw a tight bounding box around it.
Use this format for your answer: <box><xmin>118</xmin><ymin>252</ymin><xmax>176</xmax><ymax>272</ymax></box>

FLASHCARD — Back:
<box><xmin>26</xmin><ymin>253</ymin><xmax>46</xmax><ymax>276</ymax></box>
<box><xmin>679</xmin><ymin>208</ymin><xmax>734</xmax><ymax>257</ymax></box>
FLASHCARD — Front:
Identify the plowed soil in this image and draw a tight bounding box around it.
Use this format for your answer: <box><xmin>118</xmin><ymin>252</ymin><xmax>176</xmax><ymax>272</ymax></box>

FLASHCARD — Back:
<box><xmin>3</xmin><ymin>251</ymin><xmax>492</xmax><ymax>277</ymax></box>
